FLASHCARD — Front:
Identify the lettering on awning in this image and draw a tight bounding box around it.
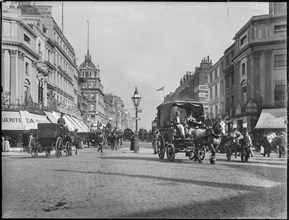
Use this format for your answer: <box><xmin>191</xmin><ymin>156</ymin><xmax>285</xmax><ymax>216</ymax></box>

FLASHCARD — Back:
<box><xmin>2</xmin><ymin>118</ymin><xmax>23</xmax><ymax>123</ymax></box>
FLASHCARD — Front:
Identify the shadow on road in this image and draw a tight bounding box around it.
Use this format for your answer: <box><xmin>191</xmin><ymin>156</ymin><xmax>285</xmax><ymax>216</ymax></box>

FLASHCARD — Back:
<box><xmin>51</xmin><ymin>168</ymin><xmax>272</xmax><ymax>192</ymax></box>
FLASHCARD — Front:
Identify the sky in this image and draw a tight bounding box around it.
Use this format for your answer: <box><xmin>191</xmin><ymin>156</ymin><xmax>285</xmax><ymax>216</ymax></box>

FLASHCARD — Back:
<box><xmin>14</xmin><ymin>1</ymin><xmax>270</xmax><ymax>130</ymax></box>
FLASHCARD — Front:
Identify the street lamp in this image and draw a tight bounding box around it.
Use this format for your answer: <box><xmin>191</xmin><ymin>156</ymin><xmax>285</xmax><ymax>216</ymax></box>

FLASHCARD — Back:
<box><xmin>131</xmin><ymin>87</ymin><xmax>141</xmax><ymax>153</ymax></box>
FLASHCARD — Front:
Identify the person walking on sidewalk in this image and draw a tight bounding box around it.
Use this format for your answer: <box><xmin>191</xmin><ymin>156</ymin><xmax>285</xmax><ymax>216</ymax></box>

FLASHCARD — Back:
<box><xmin>244</xmin><ymin>129</ymin><xmax>254</xmax><ymax>157</ymax></box>
<box><xmin>97</xmin><ymin>131</ymin><xmax>104</xmax><ymax>153</ymax></box>
<box><xmin>3</xmin><ymin>136</ymin><xmax>11</xmax><ymax>152</ymax></box>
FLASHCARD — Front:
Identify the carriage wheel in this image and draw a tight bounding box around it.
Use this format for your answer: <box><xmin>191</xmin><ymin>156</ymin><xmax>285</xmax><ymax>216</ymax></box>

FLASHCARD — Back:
<box><xmin>197</xmin><ymin>146</ymin><xmax>206</xmax><ymax>163</ymax></box>
<box><xmin>166</xmin><ymin>143</ymin><xmax>175</xmax><ymax>162</ymax></box>
<box><xmin>226</xmin><ymin>148</ymin><xmax>231</xmax><ymax>161</ymax></box>
<box><xmin>65</xmin><ymin>142</ymin><xmax>70</xmax><ymax>156</ymax></box>
<box><xmin>157</xmin><ymin>135</ymin><xmax>165</xmax><ymax>160</ymax></box>
<box><xmin>45</xmin><ymin>150</ymin><xmax>51</xmax><ymax>157</ymax></box>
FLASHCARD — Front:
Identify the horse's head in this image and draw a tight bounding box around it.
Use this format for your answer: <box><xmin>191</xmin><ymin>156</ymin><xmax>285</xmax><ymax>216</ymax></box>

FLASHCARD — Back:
<box><xmin>213</xmin><ymin>120</ymin><xmax>226</xmax><ymax>136</ymax></box>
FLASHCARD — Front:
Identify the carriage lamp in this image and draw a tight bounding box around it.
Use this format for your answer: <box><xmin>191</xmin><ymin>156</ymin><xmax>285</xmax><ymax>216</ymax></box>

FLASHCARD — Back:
<box><xmin>131</xmin><ymin>87</ymin><xmax>141</xmax><ymax>153</ymax></box>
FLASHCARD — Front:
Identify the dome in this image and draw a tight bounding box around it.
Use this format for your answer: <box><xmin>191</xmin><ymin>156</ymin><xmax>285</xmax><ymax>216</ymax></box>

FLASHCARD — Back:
<box><xmin>79</xmin><ymin>50</ymin><xmax>98</xmax><ymax>71</ymax></box>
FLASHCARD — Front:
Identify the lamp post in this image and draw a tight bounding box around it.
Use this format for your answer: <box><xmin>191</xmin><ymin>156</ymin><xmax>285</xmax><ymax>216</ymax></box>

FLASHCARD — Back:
<box><xmin>131</xmin><ymin>87</ymin><xmax>141</xmax><ymax>153</ymax></box>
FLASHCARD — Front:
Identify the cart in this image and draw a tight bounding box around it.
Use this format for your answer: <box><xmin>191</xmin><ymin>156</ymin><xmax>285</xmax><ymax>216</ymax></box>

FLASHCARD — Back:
<box><xmin>155</xmin><ymin>100</ymin><xmax>206</xmax><ymax>162</ymax></box>
<box><xmin>225</xmin><ymin>136</ymin><xmax>250</xmax><ymax>162</ymax></box>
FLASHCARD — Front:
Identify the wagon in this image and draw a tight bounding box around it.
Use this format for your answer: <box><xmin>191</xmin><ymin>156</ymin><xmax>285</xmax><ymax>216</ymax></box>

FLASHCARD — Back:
<box><xmin>155</xmin><ymin>100</ymin><xmax>206</xmax><ymax>162</ymax></box>
<box><xmin>224</xmin><ymin>135</ymin><xmax>250</xmax><ymax>162</ymax></box>
<box><xmin>33</xmin><ymin>123</ymin><xmax>76</xmax><ymax>158</ymax></box>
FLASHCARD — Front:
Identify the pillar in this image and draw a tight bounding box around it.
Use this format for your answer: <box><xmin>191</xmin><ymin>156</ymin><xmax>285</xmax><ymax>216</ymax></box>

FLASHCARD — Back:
<box><xmin>253</xmin><ymin>51</ymin><xmax>261</xmax><ymax>101</ymax></box>
<box><xmin>18</xmin><ymin>52</ymin><xmax>25</xmax><ymax>104</ymax></box>
<box><xmin>10</xmin><ymin>50</ymin><xmax>18</xmax><ymax>104</ymax></box>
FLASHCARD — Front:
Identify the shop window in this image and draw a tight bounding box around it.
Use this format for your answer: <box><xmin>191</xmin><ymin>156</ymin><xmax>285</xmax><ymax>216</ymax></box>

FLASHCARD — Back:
<box><xmin>274</xmin><ymin>81</ymin><xmax>286</xmax><ymax>106</ymax></box>
<box><xmin>274</xmin><ymin>54</ymin><xmax>286</xmax><ymax>68</ymax></box>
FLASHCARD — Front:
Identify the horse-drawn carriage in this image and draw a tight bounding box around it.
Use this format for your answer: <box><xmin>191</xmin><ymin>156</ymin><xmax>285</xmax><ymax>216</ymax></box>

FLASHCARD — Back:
<box><xmin>30</xmin><ymin>123</ymin><xmax>77</xmax><ymax>158</ymax></box>
<box><xmin>155</xmin><ymin>100</ymin><xmax>226</xmax><ymax>164</ymax></box>
<box><xmin>224</xmin><ymin>135</ymin><xmax>250</xmax><ymax>162</ymax></box>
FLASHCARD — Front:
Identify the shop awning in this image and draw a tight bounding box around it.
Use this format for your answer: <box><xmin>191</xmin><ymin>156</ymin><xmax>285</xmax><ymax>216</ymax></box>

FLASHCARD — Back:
<box><xmin>44</xmin><ymin>111</ymin><xmax>58</xmax><ymax>123</ymax></box>
<box><xmin>2</xmin><ymin>111</ymin><xmax>26</xmax><ymax>130</ymax></box>
<box><xmin>77</xmin><ymin>119</ymin><xmax>90</xmax><ymax>132</ymax></box>
<box><xmin>64</xmin><ymin>115</ymin><xmax>83</xmax><ymax>132</ymax></box>
<box><xmin>63</xmin><ymin>115</ymin><xmax>77</xmax><ymax>132</ymax></box>
<box><xmin>70</xmin><ymin>116</ymin><xmax>87</xmax><ymax>132</ymax></box>
<box><xmin>19</xmin><ymin>110</ymin><xmax>38</xmax><ymax>130</ymax></box>
<box><xmin>255</xmin><ymin>108</ymin><xmax>287</xmax><ymax>129</ymax></box>
<box><xmin>30</xmin><ymin>113</ymin><xmax>50</xmax><ymax>124</ymax></box>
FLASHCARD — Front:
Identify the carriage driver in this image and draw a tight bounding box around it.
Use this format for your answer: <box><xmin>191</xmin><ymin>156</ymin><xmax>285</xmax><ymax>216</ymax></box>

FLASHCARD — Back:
<box><xmin>230</xmin><ymin>126</ymin><xmax>244</xmax><ymax>158</ymax></box>
<box><xmin>57</xmin><ymin>113</ymin><xmax>66</xmax><ymax>137</ymax></box>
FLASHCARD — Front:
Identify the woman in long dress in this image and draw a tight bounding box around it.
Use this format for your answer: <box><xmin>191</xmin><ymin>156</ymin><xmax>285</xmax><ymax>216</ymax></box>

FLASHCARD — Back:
<box><xmin>3</xmin><ymin>136</ymin><xmax>11</xmax><ymax>152</ymax></box>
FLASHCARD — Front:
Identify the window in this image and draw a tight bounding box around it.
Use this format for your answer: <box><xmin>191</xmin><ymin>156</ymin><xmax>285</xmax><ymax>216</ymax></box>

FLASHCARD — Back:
<box><xmin>210</xmin><ymin>73</ymin><xmax>212</xmax><ymax>82</ymax></box>
<box><xmin>214</xmin><ymin>69</ymin><xmax>217</xmax><ymax>79</ymax></box>
<box><xmin>86</xmin><ymin>71</ymin><xmax>89</xmax><ymax>78</ymax></box>
<box><xmin>38</xmin><ymin>42</ymin><xmax>41</xmax><ymax>53</ymax></box>
<box><xmin>24</xmin><ymin>34</ymin><xmax>30</xmax><ymax>44</ymax></box>
<box><xmin>274</xmin><ymin>54</ymin><xmax>286</xmax><ymax>68</ymax></box>
<box><xmin>25</xmin><ymin>62</ymin><xmax>29</xmax><ymax>75</ymax></box>
<box><xmin>274</xmin><ymin>81</ymin><xmax>286</xmax><ymax>106</ymax></box>
<box><xmin>274</xmin><ymin>25</ymin><xmax>286</xmax><ymax>33</ymax></box>
<box><xmin>210</xmin><ymin>87</ymin><xmax>213</xmax><ymax>99</ymax></box>
<box><xmin>221</xmin><ymin>80</ymin><xmax>224</xmax><ymax>95</ymax></box>
<box><xmin>91</xmin><ymin>93</ymin><xmax>96</xmax><ymax>100</ymax></box>
<box><xmin>90</xmin><ymin>104</ymin><xmax>95</xmax><ymax>111</ymax></box>
<box><xmin>240</xmin><ymin>35</ymin><xmax>247</xmax><ymax>46</ymax></box>
<box><xmin>241</xmin><ymin>63</ymin><xmax>246</xmax><ymax>76</ymax></box>
<box><xmin>215</xmin><ymin>85</ymin><xmax>218</xmax><ymax>98</ymax></box>
<box><xmin>231</xmin><ymin>75</ymin><xmax>234</xmax><ymax>86</ymax></box>
<box><xmin>215</xmin><ymin>105</ymin><xmax>218</xmax><ymax>118</ymax></box>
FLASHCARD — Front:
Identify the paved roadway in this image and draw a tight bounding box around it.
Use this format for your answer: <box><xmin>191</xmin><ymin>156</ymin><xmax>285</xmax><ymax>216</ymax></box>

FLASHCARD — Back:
<box><xmin>2</xmin><ymin>141</ymin><xmax>287</xmax><ymax>218</ymax></box>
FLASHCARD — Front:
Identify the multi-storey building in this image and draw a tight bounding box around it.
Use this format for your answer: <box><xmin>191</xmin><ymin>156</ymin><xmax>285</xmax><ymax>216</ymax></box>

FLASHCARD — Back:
<box><xmin>79</xmin><ymin>50</ymin><xmax>105</xmax><ymax>126</ymax></box>
<box><xmin>228</xmin><ymin>2</ymin><xmax>287</xmax><ymax>132</ymax></box>
<box><xmin>208</xmin><ymin>60</ymin><xmax>220</xmax><ymax>120</ymax></box>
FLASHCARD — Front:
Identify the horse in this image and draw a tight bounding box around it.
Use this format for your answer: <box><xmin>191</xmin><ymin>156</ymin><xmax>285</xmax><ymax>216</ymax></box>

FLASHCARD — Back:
<box><xmin>191</xmin><ymin>119</ymin><xmax>226</xmax><ymax>164</ymax></box>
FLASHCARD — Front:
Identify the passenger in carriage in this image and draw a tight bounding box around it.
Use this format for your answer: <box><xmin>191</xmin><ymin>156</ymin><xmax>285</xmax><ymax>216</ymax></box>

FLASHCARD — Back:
<box><xmin>172</xmin><ymin>111</ymin><xmax>185</xmax><ymax>138</ymax></box>
<box><xmin>185</xmin><ymin>111</ymin><xmax>202</xmax><ymax>138</ymax></box>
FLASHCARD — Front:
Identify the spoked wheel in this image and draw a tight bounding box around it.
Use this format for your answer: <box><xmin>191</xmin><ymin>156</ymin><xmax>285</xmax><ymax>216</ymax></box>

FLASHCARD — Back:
<box><xmin>45</xmin><ymin>150</ymin><xmax>51</xmax><ymax>157</ymax></box>
<box><xmin>166</xmin><ymin>143</ymin><xmax>175</xmax><ymax>162</ymax></box>
<box><xmin>31</xmin><ymin>148</ymin><xmax>38</xmax><ymax>158</ymax></box>
<box><xmin>65</xmin><ymin>142</ymin><xmax>70</xmax><ymax>156</ymax></box>
<box><xmin>226</xmin><ymin>148</ymin><xmax>231</xmax><ymax>161</ymax></box>
<box><xmin>197</xmin><ymin>146</ymin><xmax>206</xmax><ymax>163</ymax></box>
<box><xmin>157</xmin><ymin>135</ymin><xmax>165</xmax><ymax>160</ymax></box>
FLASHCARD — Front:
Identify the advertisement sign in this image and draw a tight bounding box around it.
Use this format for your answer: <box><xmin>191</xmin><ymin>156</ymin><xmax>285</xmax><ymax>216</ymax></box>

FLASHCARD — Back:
<box><xmin>34</xmin><ymin>5</ymin><xmax>52</xmax><ymax>17</ymax></box>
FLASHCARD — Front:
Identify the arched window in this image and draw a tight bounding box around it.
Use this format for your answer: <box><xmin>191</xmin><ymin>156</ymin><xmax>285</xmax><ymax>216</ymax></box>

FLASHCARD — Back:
<box><xmin>24</xmin><ymin>79</ymin><xmax>30</xmax><ymax>101</ymax></box>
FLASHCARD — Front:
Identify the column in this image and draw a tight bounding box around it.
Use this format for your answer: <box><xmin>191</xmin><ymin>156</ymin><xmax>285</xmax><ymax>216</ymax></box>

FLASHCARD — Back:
<box><xmin>233</xmin><ymin>61</ymin><xmax>240</xmax><ymax>107</ymax></box>
<box><xmin>246</xmin><ymin>51</ymin><xmax>253</xmax><ymax>100</ymax></box>
<box><xmin>18</xmin><ymin>52</ymin><xmax>25</xmax><ymax>104</ymax></box>
<box><xmin>31</xmin><ymin>60</ymin><xmax>38</xmax><ymax>102</ymax></box>
<box><xmin>10</xmin><ymin>50</ymin><xmax>18</xmax><ymax>104</ymax></box>
<box><xmin>264</xmin><ymin>50</ymin><xmax>272</xmax><ymax>105</ymax></box>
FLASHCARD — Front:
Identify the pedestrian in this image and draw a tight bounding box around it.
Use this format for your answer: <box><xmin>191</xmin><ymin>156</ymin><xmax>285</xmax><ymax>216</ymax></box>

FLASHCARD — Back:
<box><xmin>276</xmin><ymin>131</ymin><xmax>286</xmax><ymax>158</ymax></box>
<box><xmin>2</xmin><ymin>135</ymin><xmax>5</xmax><ymax>152</ymax></box>
<box><xmin>244</xmin><ymin>129</ymin><xmax>254</xmax><ymax>157</ymax></box>
<box><xmin>130</xmin><ymin>132</ymin><xmax>135</xmax><ymax>151</ymax></box>
<box><xmin>260</xmin><ymin>132</ymin><xmax>271</xmax><ymax>157</ymax></box>
<box><xmin>97</xmin><ymin>131</ymin><xmax>104</xmax><ymax>153</ymax></box>
<box><xmin>57</xmin><ymin>112</ymin><xmax>66</xmax><ymax>137</ymax></box>
<box><xmin>3</xmin><ymin>136</ymin><xmax>11</xmax><ymax>152</ymax></box>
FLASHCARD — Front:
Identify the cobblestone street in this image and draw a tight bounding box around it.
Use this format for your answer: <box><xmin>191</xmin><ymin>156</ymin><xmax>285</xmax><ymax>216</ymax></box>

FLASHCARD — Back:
<box><xmin>2</xmin><ymin>142</ymin><xmax>287</xmax><ymax>218</ymax></box>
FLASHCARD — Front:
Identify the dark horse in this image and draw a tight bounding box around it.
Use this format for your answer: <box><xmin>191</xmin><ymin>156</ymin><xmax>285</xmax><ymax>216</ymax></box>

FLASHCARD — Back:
<box><xmin>191</xmin><ymin>120</ymin><xmax>226</xmax><ymax>164</ymax></box>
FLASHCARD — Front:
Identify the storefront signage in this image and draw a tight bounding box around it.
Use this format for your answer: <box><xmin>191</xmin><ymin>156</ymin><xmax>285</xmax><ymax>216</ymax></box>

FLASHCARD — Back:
<box><xmin>246</xmin><ymin>100</ymin><xmax>258</xmax><ymax>113</ymax></box>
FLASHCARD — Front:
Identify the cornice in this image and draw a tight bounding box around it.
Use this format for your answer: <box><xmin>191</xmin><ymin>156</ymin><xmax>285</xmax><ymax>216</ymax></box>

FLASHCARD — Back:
<box><xmin>3</xmin><ymin>40</ymin><xmax>40</xmax><ymax>59</ymax></box>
